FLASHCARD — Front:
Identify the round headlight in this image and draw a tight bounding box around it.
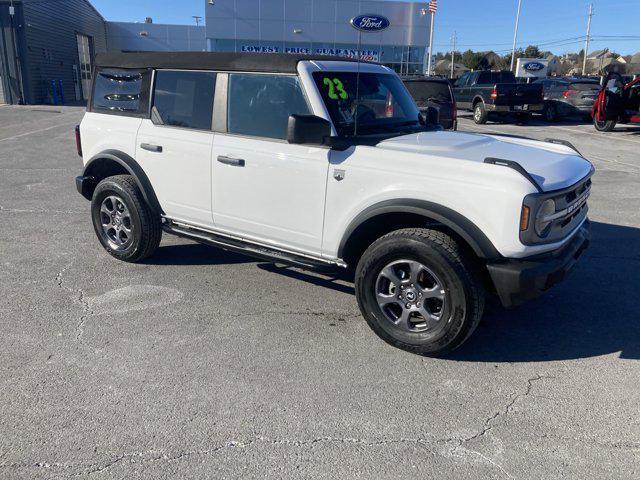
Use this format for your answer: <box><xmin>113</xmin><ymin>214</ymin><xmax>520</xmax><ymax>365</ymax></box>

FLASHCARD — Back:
<box><xmin>535</xmin><ymin>199</ymin><xmax>556</xmax><ymax>237</ymax></box>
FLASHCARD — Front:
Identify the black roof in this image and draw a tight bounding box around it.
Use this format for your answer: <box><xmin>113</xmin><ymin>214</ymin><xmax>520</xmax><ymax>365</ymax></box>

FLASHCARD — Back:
<box><xmin>95</xmin><ymin>51</ymin><xmax>376</xmax><ymax>73</ymax></box>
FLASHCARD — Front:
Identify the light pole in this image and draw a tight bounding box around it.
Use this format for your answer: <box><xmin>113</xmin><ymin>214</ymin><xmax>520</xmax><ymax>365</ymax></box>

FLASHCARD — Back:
<box><xmin>510</xmin><ymin>0</ymin><xmax>523</xmax><ymax>72</ymax></box>
<box><xmin>422</xmin><ymin>2</ymin><xmax>437</xmax><ymax>76</ymax></box>
<box><xmin>192</xmin><ymin>16</ymin><xmax>202</xmax><ymax>27</ymax></box>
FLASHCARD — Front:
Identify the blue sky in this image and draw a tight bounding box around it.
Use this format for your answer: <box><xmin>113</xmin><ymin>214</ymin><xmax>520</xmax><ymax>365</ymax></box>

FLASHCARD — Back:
<box><xmin>91</xmin><ymin>0</ymin><xmax>640</xmax><ymax>55</ymax></box>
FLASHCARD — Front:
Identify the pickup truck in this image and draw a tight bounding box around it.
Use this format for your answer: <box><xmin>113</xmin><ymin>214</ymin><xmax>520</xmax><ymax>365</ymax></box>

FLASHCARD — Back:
<box><xmin>453</xmin><ymin>70</ymin><xmax>544</xmax><ymax>124</ymax></box>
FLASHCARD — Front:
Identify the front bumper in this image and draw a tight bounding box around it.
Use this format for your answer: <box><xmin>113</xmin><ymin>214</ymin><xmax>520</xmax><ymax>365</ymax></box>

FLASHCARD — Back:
<box><xmin>487</xmin><ymin>221</ymin><xmax>590</xmax><ymax>308</ymax></box>
<box><xmin>487</xmin><ymin>103</ymin><xmax>544</xmax><ymax>113</ymax></box>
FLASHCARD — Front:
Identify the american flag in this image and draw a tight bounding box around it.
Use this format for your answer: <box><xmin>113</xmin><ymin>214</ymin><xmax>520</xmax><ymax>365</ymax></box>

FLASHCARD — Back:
<box><xmin>428</xmin><ymin>0</ymin><xmax>438</xmax><ymax>13</ymax></box>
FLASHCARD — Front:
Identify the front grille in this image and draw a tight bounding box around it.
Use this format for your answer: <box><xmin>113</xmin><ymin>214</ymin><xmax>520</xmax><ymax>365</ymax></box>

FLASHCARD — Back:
<box><xmin>546</xmin><ymin>177</ymin><xmax>591</xmax><ymax>240</ymax></box>
<box><xmin>520</xmin><ymin>171</ymin><xmax>593</xmax><ymax>246</ymax></box>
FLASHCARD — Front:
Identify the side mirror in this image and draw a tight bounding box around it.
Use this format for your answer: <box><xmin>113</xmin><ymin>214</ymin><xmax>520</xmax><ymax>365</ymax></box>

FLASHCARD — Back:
<box><xmin>420</xmin><ymin>106</ymin><xmax>440</xmax><ymax>126</ymax></box>
<box><xmin>287</xmin><ymin>114</ymin><xmax>332</xmax><ymax>145</ymax></box>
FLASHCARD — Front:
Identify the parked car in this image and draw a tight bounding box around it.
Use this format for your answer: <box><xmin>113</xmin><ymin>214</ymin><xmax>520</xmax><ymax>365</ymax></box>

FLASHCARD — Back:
<box><xmin>401</xmin><ymin>76</ymin><xmax>457</xmax><ymax>130</ymax></box>
<box><xmin>592</xmin><ymin>72</ymin><xmax>640</xmax><ymax>132</ymax></box>
<box><xmin>535</xmin><ymin>77</ymin><xmax>601</xmax><ymax>121</ymax></box>
<box><xmin>453</xmin><ymin>70</ymin><xmax>544</xmax><ymax>124</ymax></box>
<box><xmin>75</xmin><ymin>52</ymin><xmax>593</xmax><ymax>356</ymax></box>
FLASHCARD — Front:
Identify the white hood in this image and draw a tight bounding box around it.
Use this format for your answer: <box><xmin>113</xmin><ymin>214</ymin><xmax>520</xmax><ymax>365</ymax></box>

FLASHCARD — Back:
<box><xmin>377</xmin><ymin>131</ymin><xmax>593</xmax><ymax>192</ymax></box>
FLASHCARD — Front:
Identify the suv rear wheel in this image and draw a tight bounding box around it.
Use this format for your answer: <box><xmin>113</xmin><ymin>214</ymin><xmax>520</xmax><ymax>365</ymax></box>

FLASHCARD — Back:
<box><xmin>355</xmin><ymin>228</ymin><xmax>485</xmax><ymax>356</ymax></box>
<box><xmin>91</xmin><ymin>175</ymin><xmax>162</xmax><ymax>262</ymax></box>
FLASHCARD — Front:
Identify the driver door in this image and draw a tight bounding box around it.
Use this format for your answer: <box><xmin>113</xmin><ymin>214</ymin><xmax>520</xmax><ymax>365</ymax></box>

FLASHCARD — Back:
<box><xmin>210</xmin><ymin>73</ymin><xmax>330</xmax><ymax>255</ymax></box>
<box><xmin>597</xmin><ymin>73</ymin><xmax>625</xmax><ymax>121</ymax></box>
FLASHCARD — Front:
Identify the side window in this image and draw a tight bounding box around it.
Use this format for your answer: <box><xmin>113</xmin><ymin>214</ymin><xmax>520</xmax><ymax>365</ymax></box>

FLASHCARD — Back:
<box><xmin>455</xmin><ymin>73</ymin><xmax>469</xmax><ymax>88</ymax></box>
<box><xmin>477</xmin><ymin>72</ymin><xmax>490</xmax><ymax>84</ymax></box>
<box><xmin>152</xmin><ymin>70</ymin><xmax>216</xmax><ymax>130</ymax></box>
<box><xmin>227</xmin><ymin>74</ymin><xmax>310</xmax><ymax>140</ymax></box>
<box><xmin>92</xmin><ymin>69</ymin><xmax>145</xmax><ymax>114</ymax></box>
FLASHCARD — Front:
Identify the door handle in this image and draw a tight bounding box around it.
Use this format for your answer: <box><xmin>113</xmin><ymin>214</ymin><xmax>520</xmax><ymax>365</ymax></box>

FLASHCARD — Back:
<box><xmin>140</xmin><ymin>143</ymin><xmax>163</xmax><ymax>153</ymax></box>
<box><xmin>217</xmin><ymin>155</ymin><xmax>245</xmax><ymax>167</ymax></box>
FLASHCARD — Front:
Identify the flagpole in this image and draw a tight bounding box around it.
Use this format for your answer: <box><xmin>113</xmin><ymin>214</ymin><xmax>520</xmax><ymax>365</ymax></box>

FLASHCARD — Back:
<box><xmin>426</xmin><ymin>10</ymin><xmax>435</xmax><ymax>75</ymax></box>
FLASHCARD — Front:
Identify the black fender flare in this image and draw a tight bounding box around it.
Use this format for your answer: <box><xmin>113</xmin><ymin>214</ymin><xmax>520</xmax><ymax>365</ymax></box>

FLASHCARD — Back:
<box><xmin>338</xmin><ymin>199</ymin><xmax>502</xmax><ymax>260</ymax></box>
<box><xmin>82</xmin><ymin>150</ymin><xmax>163</xmax><ymax>215</ymax></box>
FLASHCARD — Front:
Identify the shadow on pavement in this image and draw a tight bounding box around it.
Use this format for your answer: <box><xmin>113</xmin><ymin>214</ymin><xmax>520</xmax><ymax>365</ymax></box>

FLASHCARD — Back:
<box><xmin>143</xmin><ymin>222</ymin><xmax>640</xmax><ymax>361</ymax></box>
<box><xmin>141</xmin><ymin>243</ymin><xmax>251</xmax><ymax>266</ymax></box>
<box><xmin>257</xmin><ymin>263</ymin><xmax>355</xmax><ymax>295</ymax></box>
<box><xmin>449</xmin><ymin>221</ymin><xmax>640</xmax><ymax>362</ymax></box>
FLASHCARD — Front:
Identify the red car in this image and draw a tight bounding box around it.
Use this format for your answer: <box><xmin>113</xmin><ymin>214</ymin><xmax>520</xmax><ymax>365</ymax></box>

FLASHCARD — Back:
<box><xmin>592</xmin><ymin>72</ymin><xmax>640</xmax><ymax>132</ymax></box>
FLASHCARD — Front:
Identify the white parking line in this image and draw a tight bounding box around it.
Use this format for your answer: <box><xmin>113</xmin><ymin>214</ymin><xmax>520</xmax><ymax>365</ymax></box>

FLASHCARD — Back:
<box><xmin>0</xmin><ymin>122</ymin><xmax>77</xmax><ymax>143</ymax></box>
<box><xmin>548</xmin><ymin>125</ymin><xmax>640</xmax><ymax>144</ymax></box>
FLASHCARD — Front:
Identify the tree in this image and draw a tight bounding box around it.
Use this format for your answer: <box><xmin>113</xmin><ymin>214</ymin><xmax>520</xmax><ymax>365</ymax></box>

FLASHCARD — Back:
<box><xmin>461</xmin><ymin>49</ymin><xmax>483</xmax><ymax>70</ymax></box>
<box><xmin>523</xmin><ymin>45</ymin><xmax>543</xmax><ymax>58</ymax></box>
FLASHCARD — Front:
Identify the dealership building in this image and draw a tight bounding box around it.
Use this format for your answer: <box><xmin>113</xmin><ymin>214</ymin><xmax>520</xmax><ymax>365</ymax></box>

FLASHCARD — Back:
<box><xmin>205</xmin><ymin>0</ymin><xmax>431</xmax><ymax>74</ymax></box>
<box><xmin>0</xmin><ymin>0</ymin><xmax>430</xmax><ymax>105</ymax></box>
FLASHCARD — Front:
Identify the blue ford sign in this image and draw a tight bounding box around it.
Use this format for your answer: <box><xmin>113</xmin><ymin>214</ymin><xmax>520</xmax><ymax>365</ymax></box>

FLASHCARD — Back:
<box><xmin>350</xmin><ymin>14</ymin><xmax>390</xmax><ymax>32</ymax></box>
<box><xmin>524</xmin><ymin>61</ymin><xmax>545</xmax><ymax>72</ymax></box>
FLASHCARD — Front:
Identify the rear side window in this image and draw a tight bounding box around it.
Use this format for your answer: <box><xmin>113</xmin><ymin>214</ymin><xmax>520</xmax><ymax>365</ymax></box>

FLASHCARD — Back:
<box><xmin>478</xmin><ymin>71</ymin><xmax>515</xmax><ymax>84</ymax></box>
<box><xmin>92</xmin><ymin>69</ymin><xmax>145</xmax><ymax>114</ymax></box>
<box><xmin>227</xmin><ymin>74</ymin><xmax>310</xmax><ymax>140</ymax></box>
<box><xmin>404</xmin><ymin>81</ymin><xmax>452</xmax><ymax>106</ymax></box>
<box><xmin>570</xmin><ymin>82</ymin><xmax>600</xmax><ymax>91</ymax></box>
<box><xmin>152</xmin><ymin>70</ymin><xmax>216</xmax><ymax>130</ymax></box>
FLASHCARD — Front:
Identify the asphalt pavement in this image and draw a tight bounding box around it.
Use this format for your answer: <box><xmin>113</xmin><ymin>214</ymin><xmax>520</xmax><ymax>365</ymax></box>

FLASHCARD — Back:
<box><xmin>1</xmin><ymin>105</ymin><xmax>639</xmax><ymax>479</ymax></box>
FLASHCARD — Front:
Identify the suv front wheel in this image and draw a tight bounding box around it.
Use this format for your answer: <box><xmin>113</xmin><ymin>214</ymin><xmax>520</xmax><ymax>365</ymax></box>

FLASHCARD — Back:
<box><xmin>355</xmin><ymin>228</ymin><xmax>485</xmax><ymax>356</ymax></box>
<box><xmin>91</xmin><ymin>175</ymin><xmax>162</xmax><ymax>262</ymax></box>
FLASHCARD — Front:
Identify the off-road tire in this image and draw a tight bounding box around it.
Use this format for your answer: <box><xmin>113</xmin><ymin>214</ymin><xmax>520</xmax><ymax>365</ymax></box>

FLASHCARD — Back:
<box><xmin>594</xmin><ymin>118</ymin><xmax>616</xmax><ymax>132</ymax></box>
<box><xmin>355</xmin><ymin>228</ymin><xmax>485</xmax><ymax>356</ymax></box>
<box><xmin>473</xmin><ymin>102</ymin><xmax>488</xmax><ymax>124</ymax></box>
<box><xmin>91</xmin><ymin>175</ymin><xmax>162</xmax><ymax>262</ymax></box>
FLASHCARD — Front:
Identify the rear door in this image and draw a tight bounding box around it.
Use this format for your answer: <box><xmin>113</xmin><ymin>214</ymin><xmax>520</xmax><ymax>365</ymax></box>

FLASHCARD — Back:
<box><xmin>135</xmin><ymin>70</ymin><xmax>216</xmax><ymax>227</ymax></box>
<box><xmin>568</xmin><ymin>81</ymin><xmax>600</xmax><ymax>110</ymax></box>
<box><xmin>454</xmin><ymin>72</ymin><xmax>472</xmax><ymax>109</ymax></box>
<box><xmin>210</xmin><ymin>73</ymin><xmax>329</xmax><ymax>255</ymax></box>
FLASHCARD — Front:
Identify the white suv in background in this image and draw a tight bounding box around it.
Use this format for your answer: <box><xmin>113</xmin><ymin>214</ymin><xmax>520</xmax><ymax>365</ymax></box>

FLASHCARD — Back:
<box><xmin>75</xmin><ymin>52</ymin><xmax>593</xmax><ymax>356</ymax></box>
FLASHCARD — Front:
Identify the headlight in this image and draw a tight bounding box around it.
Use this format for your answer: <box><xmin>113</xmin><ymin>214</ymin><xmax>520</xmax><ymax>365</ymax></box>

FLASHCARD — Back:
<box><xmin>535</xmin><ymin>199</ymin><xmax>556</xmax><ymax>237</ymax></box>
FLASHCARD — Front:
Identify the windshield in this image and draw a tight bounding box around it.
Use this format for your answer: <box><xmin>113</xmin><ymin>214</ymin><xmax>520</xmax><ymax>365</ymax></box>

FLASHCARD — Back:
<box><xmin>404</xmin><ymin>81</ymin><xmax>452</xmax><ymax>107</ymax></box>
<box><xmin>313</xmin><ymin>71</ymin><xmax>421</xmax><ymax>137</ymax></box>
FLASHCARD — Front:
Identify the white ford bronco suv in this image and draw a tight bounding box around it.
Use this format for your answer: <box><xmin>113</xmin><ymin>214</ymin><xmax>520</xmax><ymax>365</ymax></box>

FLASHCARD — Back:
<box><xmin>75</xmin><ymin>52</ymin><xmax>592</xmax><ymax>356</ymax></box>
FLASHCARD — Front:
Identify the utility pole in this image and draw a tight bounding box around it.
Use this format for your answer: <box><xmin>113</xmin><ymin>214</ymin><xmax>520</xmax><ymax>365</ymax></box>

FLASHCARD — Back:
<box><xmin>450</xmin><ymin>31</ymin><xmax>457</xmax><ymax>78</ymax></box>
<box><xmin>510</xmin><ymin>0</ymin><xmax>523</xmax><ymax>72</ymax></box>
<box><xmin>582</xmin><ymin>3</ymin><xmax>593</xmax><ymax>76</ymax></box>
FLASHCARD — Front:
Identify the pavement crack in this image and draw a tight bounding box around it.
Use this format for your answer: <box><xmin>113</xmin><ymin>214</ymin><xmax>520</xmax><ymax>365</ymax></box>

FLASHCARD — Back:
<box><xmin>442</xmin><ymin>374</ymin><xmax>554</xmax><ymax>479</ymax></box>
<box><xmin>53</xmin><ymin>261</ymin><xmax>94</xmax><ymax>342</ymax></box>
<box><xmin>75</xmin><ymin>288</ymin><xmax>93</xmax><ymax>342</ymax></box>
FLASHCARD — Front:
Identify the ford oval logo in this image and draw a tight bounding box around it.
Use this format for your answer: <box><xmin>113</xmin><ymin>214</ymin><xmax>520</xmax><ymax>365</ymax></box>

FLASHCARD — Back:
<box><xmin>524</xmin><ymin>61</ymin><xmax>545</xmax><ymax>71</ymax></box>
<box><xmin>350</xmin><ymin>14</ymin><xmax>390</xmax><ymax>32</ymax></box>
